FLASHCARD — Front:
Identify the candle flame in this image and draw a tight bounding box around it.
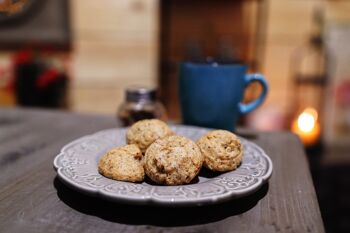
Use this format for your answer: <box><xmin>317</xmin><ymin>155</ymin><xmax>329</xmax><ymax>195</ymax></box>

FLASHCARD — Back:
<box><xmin>292</xmin><ymin>107</ymin><xmax>320</xmax><ymax>145</ymax></box>
<box><xmin>297</xmin><ymin>108</ymin><xmax>318</xmax><ymax>133</ymax></box>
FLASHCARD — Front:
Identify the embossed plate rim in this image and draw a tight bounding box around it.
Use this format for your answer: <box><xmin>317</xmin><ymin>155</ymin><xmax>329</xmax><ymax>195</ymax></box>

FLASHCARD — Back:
<box><xmin>53</xmin><ymin>126</ymin><xmax>273</xmax><ymax>206</ymax></box>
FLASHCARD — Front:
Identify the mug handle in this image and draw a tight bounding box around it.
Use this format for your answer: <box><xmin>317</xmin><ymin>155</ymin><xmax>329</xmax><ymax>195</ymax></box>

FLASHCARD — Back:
<box><xmin>239</xmin><ymin>73</ymin><xmax>268</xmax><ymax>115</ymax></box>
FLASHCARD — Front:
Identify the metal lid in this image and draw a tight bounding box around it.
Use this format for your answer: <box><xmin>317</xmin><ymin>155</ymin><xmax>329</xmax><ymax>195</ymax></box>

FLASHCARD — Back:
<box><xmin>126</xmin><ymin>86</ymin><xmax>156</xmax><ymax>102</ymax></box>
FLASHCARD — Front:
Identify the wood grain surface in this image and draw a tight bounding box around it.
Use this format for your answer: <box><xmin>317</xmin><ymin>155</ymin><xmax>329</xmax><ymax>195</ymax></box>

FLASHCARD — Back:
<box><xmin>0</xmin><ymin>108</ymin><xmax>325</xmax><ymax>233</ymax></box>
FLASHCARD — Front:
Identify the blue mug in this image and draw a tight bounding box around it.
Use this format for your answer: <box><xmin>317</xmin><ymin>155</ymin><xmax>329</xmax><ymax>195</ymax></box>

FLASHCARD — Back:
<box><xmin>179</xmin><ymin>62</ymin><xmax>268</xmax><ymax>131</ymax></box>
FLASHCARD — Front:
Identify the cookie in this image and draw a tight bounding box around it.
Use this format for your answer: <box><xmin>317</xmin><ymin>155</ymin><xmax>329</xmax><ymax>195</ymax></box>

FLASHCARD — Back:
<box><xmin>197</xmin><ymin>130</ymin><xmax>243</xmax><ymax>172</ymax></box>
<box><xmin>98</xmin><ymin>144</ymin><xmax>144</xmax><ymax>182</ymax></box>
<box><xmin>144</xmin><ymin>135</ymin><xmax>203</xmax><ymax>185</ymax></box>
<box><xmin>126</xmin><ymin>119</ymin><xmax>173</xmax><ymax>153</ymax></box>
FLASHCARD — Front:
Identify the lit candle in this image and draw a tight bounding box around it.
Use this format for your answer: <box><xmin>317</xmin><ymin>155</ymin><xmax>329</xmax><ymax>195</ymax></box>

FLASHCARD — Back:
<box><xmin>291</xmin><ymin>108</ymin><xmax>321</xmax><ymax>146</ymax></box>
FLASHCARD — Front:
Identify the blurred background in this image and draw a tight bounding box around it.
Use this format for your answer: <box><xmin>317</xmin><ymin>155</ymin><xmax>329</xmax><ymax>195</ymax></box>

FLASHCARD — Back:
<box><xmin>0</xmin><ymin>0</ymin><xmax>350</xmax><ymax>232</ymax></box>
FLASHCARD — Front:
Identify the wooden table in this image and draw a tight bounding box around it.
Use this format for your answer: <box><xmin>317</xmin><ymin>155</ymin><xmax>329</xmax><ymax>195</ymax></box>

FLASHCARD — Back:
<box><xmin>0</xmin><ymin>108</ymin><xmax>325</xmax><ymax>233</ymax></box>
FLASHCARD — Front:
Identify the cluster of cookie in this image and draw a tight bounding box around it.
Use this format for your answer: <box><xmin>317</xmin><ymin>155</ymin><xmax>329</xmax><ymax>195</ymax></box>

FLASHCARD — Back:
<box><xmin>98</xmin><ymin>119</ymin><xmax>243</xmax><ymax>185</ymax></box>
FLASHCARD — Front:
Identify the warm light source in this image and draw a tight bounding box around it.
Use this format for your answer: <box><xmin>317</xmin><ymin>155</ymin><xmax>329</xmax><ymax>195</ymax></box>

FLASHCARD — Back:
<box><xmin>292</xmin><ymin>107</ymin><xmax>320</xmax><ymax>145</ymax></box>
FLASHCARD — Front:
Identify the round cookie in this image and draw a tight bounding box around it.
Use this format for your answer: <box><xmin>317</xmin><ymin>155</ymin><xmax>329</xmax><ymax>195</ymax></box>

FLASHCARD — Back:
<box><xmin>126</xmin><ymin>119</ymin><xmax>173</xmax><ymax>153</ymax></box>
<box><xmin>98</xmin><ymin>144</ymin><xmax>144</xmax><ymax>182</ymax></box>
<box><xmin>144</xmin><ymin>135</ymin><xmax>203</xmax><ymax>185</ymax></box>
<box><xmin>197</xmin><ymin>130</ymin><xmax>243</xmax><ymax>172</ymax></box>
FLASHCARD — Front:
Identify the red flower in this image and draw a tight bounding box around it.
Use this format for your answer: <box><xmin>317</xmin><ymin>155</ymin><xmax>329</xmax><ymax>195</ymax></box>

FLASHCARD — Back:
<box><xmin>13</xmin><ymin>50</ymin><xmax>32</xmax><ymax>65</ymax></box>
<box><xmin>36</xmin><ymin>69</ymin><xmax>60</xmax><ymax>89</ymax></box>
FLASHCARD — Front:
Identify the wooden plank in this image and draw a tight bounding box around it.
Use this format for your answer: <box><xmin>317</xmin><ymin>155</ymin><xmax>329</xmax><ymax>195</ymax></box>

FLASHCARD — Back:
<box><xmin>0</xmin><ymin>108</ymin><xmax>325</xmax><ymax>233</ymax></box>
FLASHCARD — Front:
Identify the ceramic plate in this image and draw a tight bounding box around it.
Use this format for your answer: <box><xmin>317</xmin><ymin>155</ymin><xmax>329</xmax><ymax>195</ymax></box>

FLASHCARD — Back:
<box><xmin>53</xmin><ymin>126</ymin><xmax>273</xmax><ymax>206</ymax></box>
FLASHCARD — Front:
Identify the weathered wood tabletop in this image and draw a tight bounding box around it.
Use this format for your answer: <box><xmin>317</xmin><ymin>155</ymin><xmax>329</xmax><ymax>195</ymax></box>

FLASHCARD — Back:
<box><xmin>0</xmin><ymin>108</ymin><xmax>325</xmax><ymax>233</ymax></box>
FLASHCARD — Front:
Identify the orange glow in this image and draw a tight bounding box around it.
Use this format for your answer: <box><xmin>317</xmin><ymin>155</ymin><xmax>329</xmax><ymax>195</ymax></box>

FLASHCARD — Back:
<box><xmin>292</xmin><ymin>108</ymin><xmax>320</xmax><ymax>145</ymax></box>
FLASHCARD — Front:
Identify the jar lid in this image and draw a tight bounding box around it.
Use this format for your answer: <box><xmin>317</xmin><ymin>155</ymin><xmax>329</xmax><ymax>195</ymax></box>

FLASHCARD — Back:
<box><xmin>126</xmin><ymin>86</ymin><xmax>156</xmax><ymax>102</ymax></box>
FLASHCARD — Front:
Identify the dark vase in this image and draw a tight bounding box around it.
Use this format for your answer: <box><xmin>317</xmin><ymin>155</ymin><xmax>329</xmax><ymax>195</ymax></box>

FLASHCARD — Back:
<box><xmin>14</xmin><ymin>62</ymin><xmax>68</xmax><ymax>108</ymax></box>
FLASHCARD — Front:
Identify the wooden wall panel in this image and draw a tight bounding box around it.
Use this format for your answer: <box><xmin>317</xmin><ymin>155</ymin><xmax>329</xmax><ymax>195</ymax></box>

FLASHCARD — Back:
<box><xmin>70</xmin><ymin>0</ymin><xmax>158</xmax><ymax>114</ymax></box>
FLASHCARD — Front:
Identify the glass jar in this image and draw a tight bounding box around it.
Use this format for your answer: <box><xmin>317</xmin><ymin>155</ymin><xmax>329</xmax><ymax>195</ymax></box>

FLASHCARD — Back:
<box><xmin>117</xmin><ymin>86</ymin><xmax>167</xmax><ymax>126</ymax></box>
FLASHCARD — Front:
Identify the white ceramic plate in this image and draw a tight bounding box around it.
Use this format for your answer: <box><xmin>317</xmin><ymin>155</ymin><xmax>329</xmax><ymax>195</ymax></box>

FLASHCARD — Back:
<box><xmin>53</xmin><ymin>126</ymin><xmax>273</xmax><ymax>206</ymax></box>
